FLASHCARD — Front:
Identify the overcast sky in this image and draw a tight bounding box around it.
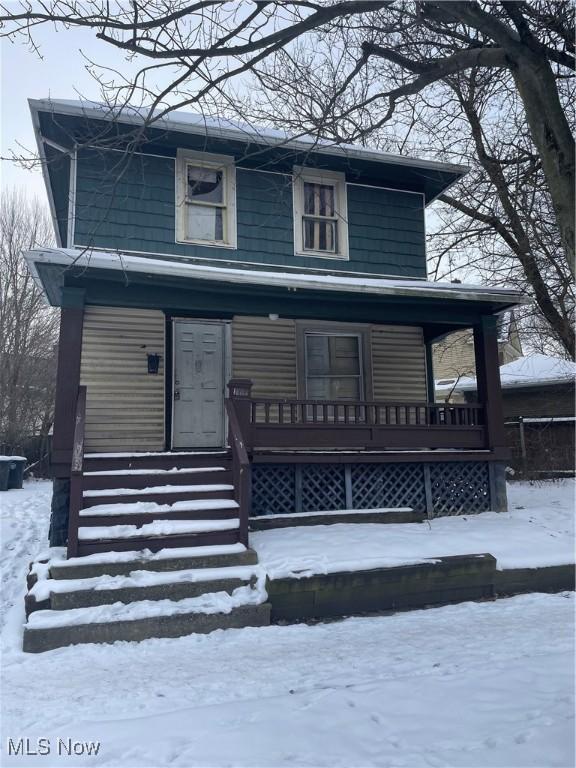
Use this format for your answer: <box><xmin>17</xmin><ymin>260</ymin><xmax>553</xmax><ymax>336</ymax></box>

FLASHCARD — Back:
<box><xmin>1</xmin><ymin>25</ymin><xmax>140</xmax><ymax>204</ymax></box>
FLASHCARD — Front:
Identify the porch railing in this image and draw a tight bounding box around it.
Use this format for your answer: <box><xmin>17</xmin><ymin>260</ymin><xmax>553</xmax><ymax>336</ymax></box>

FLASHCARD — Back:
<box><xmin>250</xmin><ymin>400</ymin><xmax>484</xmax><ymax>429</ymax></box>
<box><xmin>225</xmin><ymin>388</ymin><xmax>251</xmax><ymax>546</ymax></box>
<box><xmin>67</xmin><ymin>385</ymin><xmax>87</xmax><ymax>558</ymax></box>
<box><xmin>225</xmin><ymin>379</ymin><xmax>488</xmax><ymax>523</ymax></box>
<box><xmin>227</xmin><ymin>379</ymin><xmax>486</xmax><ymax>452</ymax></box>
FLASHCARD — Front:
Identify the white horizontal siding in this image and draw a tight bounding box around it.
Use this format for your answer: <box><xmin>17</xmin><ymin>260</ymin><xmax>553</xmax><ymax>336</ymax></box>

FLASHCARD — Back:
<box><xmin>80</xmin><ymin>307</ymin><xmax>165</xmax><ymax>452</ymax></box>
<box><xmin>232</xmin><ymin>316</ymin><xmax>426</xmax><ymax>403</ymax></box>
<box><xmin>232</xmin><ymin>316</ymin><xmax>297</xmax><ymax>398</ymax></box>
<box><xmin>371</xmin><ymin>325</ymin><xmax>427</xmax><ymax>401</ymax></box>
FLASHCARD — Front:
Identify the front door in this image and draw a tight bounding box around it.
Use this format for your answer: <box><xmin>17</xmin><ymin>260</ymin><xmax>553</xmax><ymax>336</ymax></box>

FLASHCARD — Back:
<box><xmin>172</xmin><ymin>320</ymin><xmax>225</xmax><ymax>448</ymax></box>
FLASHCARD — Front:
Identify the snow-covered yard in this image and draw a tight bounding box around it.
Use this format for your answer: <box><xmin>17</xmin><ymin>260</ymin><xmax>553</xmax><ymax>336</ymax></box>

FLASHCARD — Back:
<box><xmin>253</xmin><ymin>481</ymin><xmax>576</xmax><ymax>578</ymax></box>
<box><xmin>1</xmin><ymin>480</ymin><xmax>574</xmax><ymax>767</ymax></box>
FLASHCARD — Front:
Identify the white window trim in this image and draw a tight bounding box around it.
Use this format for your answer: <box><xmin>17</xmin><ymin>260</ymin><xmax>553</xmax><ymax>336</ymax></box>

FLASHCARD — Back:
<box><xmin>175</xmin><ymin>148</ymin><xmax>237</xmax><ymax>249</ymax></box>
<box><xmin>293</xmin><ymin>166</ymin><xmax>349</xmax><ymax>260</ymax></box>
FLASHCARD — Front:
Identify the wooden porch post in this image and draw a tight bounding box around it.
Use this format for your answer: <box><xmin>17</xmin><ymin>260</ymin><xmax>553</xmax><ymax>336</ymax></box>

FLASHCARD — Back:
<box><xmin>51</xmin><ymin>288</ymin><xmax>85</xmax><ymax>476</ymax></box>
<box><xmin>473</xmin><ymin>315</ymin><xmax>506</xmax><ymax>452</ymax></box>
<box><xmin>425</xmin><ymin>340</ymin><xmax>435</xmax><ymax>403</ymax></box>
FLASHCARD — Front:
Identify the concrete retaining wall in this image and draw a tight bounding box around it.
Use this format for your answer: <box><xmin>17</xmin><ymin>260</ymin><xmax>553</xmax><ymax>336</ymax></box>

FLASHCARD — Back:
<box><xmin>267</xmin><ymin>556</ymin><xmax>574</xmax><ymax>622</ymax></box>
<box><xmin>267</xmin><ymin>554</ymin><xmax>497</xmax><ymax>621</ymax></box>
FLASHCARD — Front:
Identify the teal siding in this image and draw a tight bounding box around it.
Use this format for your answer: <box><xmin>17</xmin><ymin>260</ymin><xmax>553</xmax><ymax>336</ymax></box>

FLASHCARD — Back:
<box><xmin>74</xmin><ymin>148</ymin><xmax>426</xmax><ymax>277</ymax></box>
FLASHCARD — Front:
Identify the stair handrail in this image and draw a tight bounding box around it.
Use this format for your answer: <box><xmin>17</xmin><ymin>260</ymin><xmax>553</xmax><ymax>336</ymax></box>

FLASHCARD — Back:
<box><xmin>225</xmin><ymin>380</ymin><xmax>253</xmax><ymax>546</ymax></box>
<box><xmin>67</xmin><ymin>385</ymin><xmax>87</xmax><ymax>558</ymax></box>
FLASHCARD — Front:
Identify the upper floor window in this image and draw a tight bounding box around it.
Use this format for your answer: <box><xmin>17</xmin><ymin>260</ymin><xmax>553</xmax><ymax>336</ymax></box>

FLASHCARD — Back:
<box><xmin>176</xmin><ymin>149</ymin><xmax>236</xmax><ymax>247</ymax></box>
<box><xmin>293</xmin><ymin>167</ymin><xmax>349</xmax><ymax>259</ymax></box>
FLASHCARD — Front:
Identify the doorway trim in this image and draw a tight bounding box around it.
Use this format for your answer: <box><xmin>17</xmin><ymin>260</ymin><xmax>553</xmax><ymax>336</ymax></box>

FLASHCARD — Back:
<box><xmin>168</xmin><ymin>317</ymin><xmax>231</xmax><ymax>450</ymax></box>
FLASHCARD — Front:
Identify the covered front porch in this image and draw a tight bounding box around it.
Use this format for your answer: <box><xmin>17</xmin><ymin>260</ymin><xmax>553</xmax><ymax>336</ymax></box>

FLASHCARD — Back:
<box><xmin>24</xmin><ymin>248</ymin><xmax>523</xmax><ymax>557</ymax></box>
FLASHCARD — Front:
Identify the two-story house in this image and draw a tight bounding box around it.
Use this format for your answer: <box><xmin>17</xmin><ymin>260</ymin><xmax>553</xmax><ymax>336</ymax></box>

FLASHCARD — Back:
<box><xmin>25</xmin><ymin>98</ymin><xmax>524</xmax><ymax>565</ymax></box>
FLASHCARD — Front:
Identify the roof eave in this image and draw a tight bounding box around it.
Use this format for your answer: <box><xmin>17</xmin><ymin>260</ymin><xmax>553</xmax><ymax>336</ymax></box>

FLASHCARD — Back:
<box><xmin>24</xmin><ymin>247</ymin><xmax>528</xmax><ymax>311</ymax></box>
<box><xmin>27</xmin><ymin>97</ymin><xmax>470</xmax><ymax>182</ymax></box>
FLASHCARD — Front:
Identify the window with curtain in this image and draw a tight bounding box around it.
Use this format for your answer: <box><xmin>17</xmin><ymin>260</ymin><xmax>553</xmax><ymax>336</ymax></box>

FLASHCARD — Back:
<box><xmin>293</xmin><ymin>167</ymin><xmax>349</xmax><ymax>259</ymax></box>
<box><xmin>176</xmin><ymin>149</ymin><xmax>236</xmax><ymax>247</ymax></box>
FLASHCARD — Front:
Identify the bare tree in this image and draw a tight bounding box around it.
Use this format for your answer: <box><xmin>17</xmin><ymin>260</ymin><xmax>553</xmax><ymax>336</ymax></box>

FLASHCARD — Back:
<box><xmin>1</xmin><ymin>1</ymin><xmax>573</xmax><ymax>354</ymax></box>
<box><xmin>420</xmin><ymin>67</ymin><xmax>575</xmax><ymax>357</ymax></box>
<box><xmin>0</xmin><ymin>190</ymin><xmax>59</xmax><ymax>458</ymax></box>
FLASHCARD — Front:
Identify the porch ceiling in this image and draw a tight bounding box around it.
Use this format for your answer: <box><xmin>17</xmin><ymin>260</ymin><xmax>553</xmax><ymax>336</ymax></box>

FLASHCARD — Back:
<box><xmin>26</xmin><ymin>248</ymin><xmax>526</xmax><ymax>334</ymax></box>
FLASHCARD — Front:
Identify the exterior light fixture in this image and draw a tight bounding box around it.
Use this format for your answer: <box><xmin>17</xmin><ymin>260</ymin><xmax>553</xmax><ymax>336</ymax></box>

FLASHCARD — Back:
<box><xmin>147</xmin><ymin>353</ymin><xmax>161</xmax><ymax>374</ymax></box>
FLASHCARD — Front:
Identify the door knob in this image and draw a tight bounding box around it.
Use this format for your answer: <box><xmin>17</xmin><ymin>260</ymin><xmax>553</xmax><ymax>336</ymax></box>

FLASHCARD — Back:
<box><xmin>174</xmin><ymin>390</ymin><xmax>180</xmax><ymax>401</ymax></box>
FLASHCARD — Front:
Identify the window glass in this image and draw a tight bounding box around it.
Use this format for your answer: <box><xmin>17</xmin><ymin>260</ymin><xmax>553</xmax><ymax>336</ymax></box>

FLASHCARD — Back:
<box><xmin>302</xmin><ymin>181</ymin><xmax>337</xmax><ymax>253</ymax></box>
<box><xmin>305</xmin><ymin>334</ymin><xmax>361</xmax><ymax>400</ymax></box>
<box><xmin>304</xmin><ymin>219</ymin><xmax>336</xmax><ymax>252</ymax></box>
<box><xmin>187</xmin><ymin>166</ymin><xmax>223</xmax><ymax>203</ymax></box>
<box><xmin>304</xmin><ymin>182</ymin><xmax>335</xmax><ymax>216</ymax></box>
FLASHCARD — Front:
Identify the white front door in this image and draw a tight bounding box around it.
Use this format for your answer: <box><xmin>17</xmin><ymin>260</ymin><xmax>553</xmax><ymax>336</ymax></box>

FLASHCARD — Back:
<box><xmin>172</xmin><ymin>320</ymin><xmax>225</xmax><ymax>448</ymax></box>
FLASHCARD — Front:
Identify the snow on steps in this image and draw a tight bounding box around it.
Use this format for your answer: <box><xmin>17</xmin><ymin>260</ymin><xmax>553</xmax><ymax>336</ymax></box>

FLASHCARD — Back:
<box><xmin>78</xmin><ymin>518</ymin><xmax>240</xmax><ymax>541</ymax></box>
<box><xmin>82</xmin><ymin>467</ymin><xmax>232</xmax><ymax>491</ymax></box>
<box><xmin>23</xmin><ymin>553</ymin><xmax>270</xmax><ymax>652</ymax></box>
<box><xmin>83</xmin><ymin>483</ymin><xmax>234</xmax><ymax>499</ymax></box>
<box><xmin>27</xmin><ymin>564</ymin><xmax>262</xmax><ymax>612</ymax></box>
<box><xmin>84</xmin><ymin>466</ymin><xmax>228</xmax><ymax>476</ymax></box>
<box><xmin>82</xmin><ymin>450</ymin><xmax>232</xmax><ymax>473</ymax></box>
<box><xmin>30</xmin><ymin>543</ymin><xmax>257</xmax><ymax>581</ymax></box>
<box><xmin>78</xmin><ymin>499</ymin><xmax>240</xmax><ymax>528</ymax></box>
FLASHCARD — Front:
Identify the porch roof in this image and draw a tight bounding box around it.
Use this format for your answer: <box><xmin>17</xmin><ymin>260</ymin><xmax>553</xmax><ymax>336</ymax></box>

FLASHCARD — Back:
<box><xmin>25</xmin><ymin>248</ymin><xmax>527</xmax><ymax>340</ymax></box>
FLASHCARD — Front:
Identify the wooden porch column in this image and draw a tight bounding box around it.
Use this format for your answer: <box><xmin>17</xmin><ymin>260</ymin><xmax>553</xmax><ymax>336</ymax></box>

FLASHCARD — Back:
<box><xmin>51</xmin><ymin>288</ymin><xmax>85</xmax><ymax>477</ymax></box>
<box><xmin>473</xmin><ymin>315</ymin><xmax>506</xmax><ymax>451</ymax></box>
<box><xmin>425</xmin><ymin>340</ymin><xmax>435</xmax><ymax>403</ymax></box>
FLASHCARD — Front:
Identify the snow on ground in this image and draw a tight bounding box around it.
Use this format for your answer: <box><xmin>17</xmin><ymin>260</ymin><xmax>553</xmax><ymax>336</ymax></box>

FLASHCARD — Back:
<box><xmin>253</xmin><ymin>480</ymin><xmax>576</xmax><ymax>578</ymax></box>
<box><xmin>1</xmin><ymin>592</ymin><xmax>574</xmax><ymax>767</ymax></box>
<box><xmin>0</xmin><ymin>479</ymin><xmax>574</xmax><ymax>767</ymax></box>
<box><xmin>0</xmin><ymin>480</ymin><xmax>52</xmax><ymax>631</ymax></box>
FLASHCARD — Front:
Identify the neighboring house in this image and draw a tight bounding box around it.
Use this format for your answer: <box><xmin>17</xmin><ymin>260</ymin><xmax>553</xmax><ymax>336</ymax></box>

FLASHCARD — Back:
<box><xmin>24</xmin><ymin>97</ymin><xmax>525</xmax><ymax>562</ymax></box>
<box><xmin>447</xmin><ymin>354</ymin><xmax>575</xmax><ymax>474</ymax></box>
<box><xmin>434</xmin><ymin>311</ymin><xmax>523</xmax><ymax>400</ymax></box>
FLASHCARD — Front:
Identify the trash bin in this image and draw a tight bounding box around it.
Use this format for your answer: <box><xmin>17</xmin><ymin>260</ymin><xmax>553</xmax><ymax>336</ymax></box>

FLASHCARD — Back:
<box><xmin>0</xmin><ymin>456</ymin><xmax>27</xmax><ymax>490</ymax></box>
<box><xmin>8</xmin><ymin>457</ymin><xmax>27</xmax><ymax>489</ymax></box>
<box><xmin>0</xmin><ymin>460</ymin><xmax>10</xmax><ymax>491</ymax></box>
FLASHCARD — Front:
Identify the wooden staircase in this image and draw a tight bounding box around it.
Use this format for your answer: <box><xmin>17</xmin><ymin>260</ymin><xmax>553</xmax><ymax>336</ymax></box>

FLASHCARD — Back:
<box><xmin>72</xmin><ymin>450</ymin><xmax>241</xmax><ymax>556</ymax></box>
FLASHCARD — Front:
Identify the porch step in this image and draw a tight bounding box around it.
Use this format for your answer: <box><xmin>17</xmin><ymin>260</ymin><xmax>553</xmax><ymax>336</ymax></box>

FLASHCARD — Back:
<box><xmin>75</xmin><ymin>530</ymin><xmax>242</xmax><ymax>556</ymax></box>
<box><xmin>81</xmin><ymin>483</ymin><xmax>235</xmax><ymax>507</ymax></box>
<box><xmin>82</xmin><ymin>467</ymin><xmax>232</xmax><ymax>491</ymax></box>
<box><xmin>35</xmin><ymin>544</ymin><xmax>258</xmax><ymax>581</ymax></box>
<box><xmin>78</xmin><ymin>499</ymin><xmax>239</xmax><ymax>527</ymax></box>
<box><xmin>83</xmin><ymin>451</ymin><xmax>232</xmax><ymax>473</ymax></box>
<box><xmin>79</xmin><ymin>517</ymin><xmax>239</xmax><ymax>541</ymax></box>
<box><xmin>23</xmin><ymin>602</ymin><xmax>271</xmax><ymax>653</ymax></box>
<box><xmin>26</xmin><ymin>565</ymin><xmax>260</xmax><ymax>613</ymax></box>
<box><xmin>24</xmin><ymin>553</ymin><xmax>269</xmax><ymax>653</ymax></box>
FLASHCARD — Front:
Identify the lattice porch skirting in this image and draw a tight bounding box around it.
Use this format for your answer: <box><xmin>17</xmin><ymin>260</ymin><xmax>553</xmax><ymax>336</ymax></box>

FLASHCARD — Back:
<box><xmin>252</xmin><ymin>461</ymin><xmax>497</xmax><ymax>517</ymax></box>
